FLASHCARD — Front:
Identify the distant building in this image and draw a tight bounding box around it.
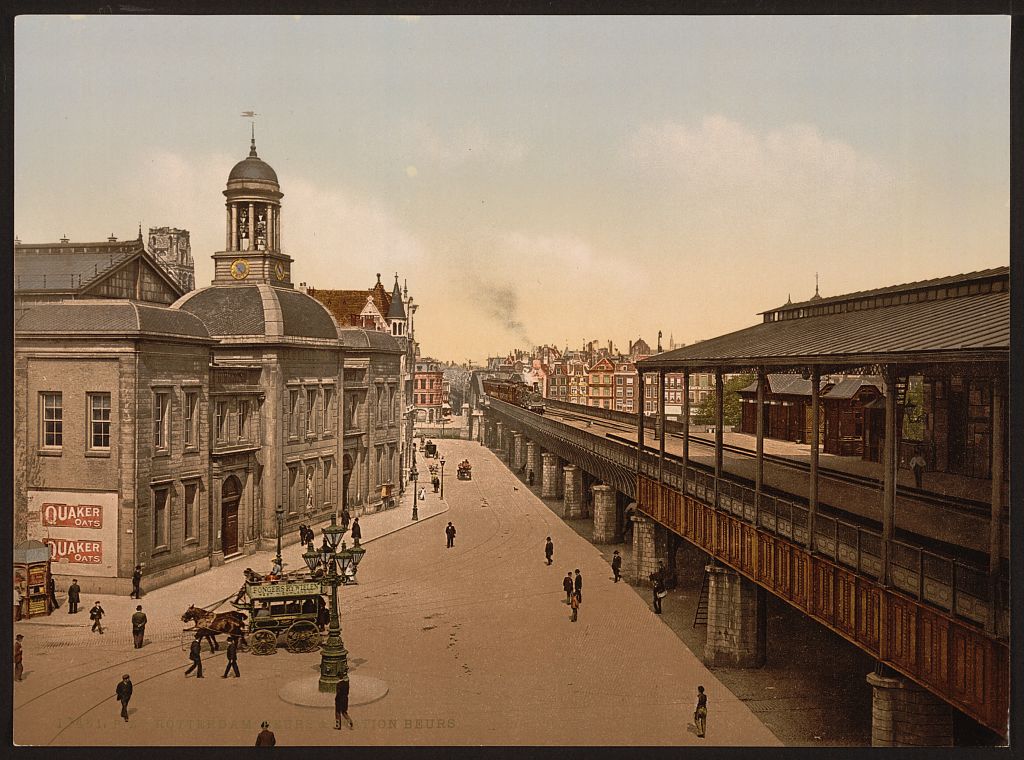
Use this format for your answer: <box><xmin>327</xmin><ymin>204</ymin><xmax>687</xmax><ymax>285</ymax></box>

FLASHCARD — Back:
<box><xmin>414</xmin><ymin>358</ymin><xmax>446</xmax><ymax>422</ymax></box>
<box><xmin>613</xmin><ymin>359</ymin><xmax>638</xmax><ymax>412</ymax></box>
<box><xmin>587</xmin><ymin>356</ymin><xmax>615</xmax><ymax>409</ymax></box>
<box><xmin>148</xmin><ymin>227</ymin><xmax>195</xmax><ymax>292</ymax></box>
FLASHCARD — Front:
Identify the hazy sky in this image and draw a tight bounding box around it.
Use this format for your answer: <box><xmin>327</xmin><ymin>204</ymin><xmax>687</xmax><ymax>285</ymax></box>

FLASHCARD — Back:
<box><xmin>15</xmin><ymin>15</ymin><xmax>1010</xmax><ymax>362</ymax></box>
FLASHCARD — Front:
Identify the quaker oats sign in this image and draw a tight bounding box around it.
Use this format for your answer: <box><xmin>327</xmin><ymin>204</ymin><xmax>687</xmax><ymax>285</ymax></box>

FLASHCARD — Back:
<box><xmin>27</xmin><ymin>490</ymin><xmax>119</xmax><ymax>576</ymax></box>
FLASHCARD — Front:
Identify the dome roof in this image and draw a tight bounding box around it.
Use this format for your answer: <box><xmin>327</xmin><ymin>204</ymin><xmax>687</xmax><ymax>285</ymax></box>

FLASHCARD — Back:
<box><xmin>16</xmin><ymin>300</ymin><xmax>211</xmax><ymax>340</ymax></box>
<box><xmin>174</xmin><ymin>284</ymin><xmax>338</xmax><ymax>342</ymax></box>
<box><xmin>227</xmin><ymin>139</ymin><xmax>279</xmax><ymax>184</ymax></box>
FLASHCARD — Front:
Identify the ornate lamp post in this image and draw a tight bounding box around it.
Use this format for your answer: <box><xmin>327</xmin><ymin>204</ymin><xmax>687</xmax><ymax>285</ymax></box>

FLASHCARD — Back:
<box><xmin>440</xmin><ymin>456</ymin><xmax>446</xmax><ymax>499</ymax></box>
<box><xmin>410</xmin><ymin>464</ymin><xmax>419</xmax><ymax>521</ymax></box>
<box><xmin>274</xmin><ymin>504</ymin><xmax>285</xmax><ymax>569</ymax></box>
<box><xmin>303</xmin><ymin>514</ymin><xmax>367</xmax><ymax>693</ymax></box>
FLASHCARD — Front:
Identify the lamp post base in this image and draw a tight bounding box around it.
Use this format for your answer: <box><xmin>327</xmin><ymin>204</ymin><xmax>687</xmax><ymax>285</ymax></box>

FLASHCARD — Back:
<box><xmin>279</xmin><ymin>674</ymin><xmax>389</xmax><ymax>708</ymax></box>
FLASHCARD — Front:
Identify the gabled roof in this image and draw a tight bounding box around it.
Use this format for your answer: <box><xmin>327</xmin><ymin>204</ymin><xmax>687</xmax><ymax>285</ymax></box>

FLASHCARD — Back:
<box><xmin>15</xmin><ymin>239</ymin><xmax>184</xmax><ymax>299</ymax></box>
<box><xmin>738</xmin><ymin>374</ymin><xmax>830</xmax><ymax>397</ymax></box>
<box><xmin>823</xmin><ymin>375</ymin><xmax>883</xmax><ymax>400</ymax></box>
<box><xmin>307</xmin><ymin>276</ymin><xmax>393</xmax><ymax>329</ymax></box>
<box><xmin>588</xmin><ymin>357</ymin><xmax>615</xmax><ymax>372</ymax></box>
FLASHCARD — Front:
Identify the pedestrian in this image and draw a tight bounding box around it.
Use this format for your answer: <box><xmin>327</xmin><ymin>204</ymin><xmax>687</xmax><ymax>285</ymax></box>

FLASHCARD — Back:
<box><xmin>67</xmin><ymin>578</ymin><xmax>80</xmax><ymax>614</ymax></box>
<box><xmin>335</xmin><ymin>677</ymin><xmax>354</xmax><ymax>729</ymax></box>
<box><xmin>694</xmin><ymin>685</ymin><xmax>708</xmax><ymax>738</ymax></box>
<box><xmin>222</xmin><ymin>636</ymin><xmax>240</xmax><ymax>678</ymax></box>
<box><xmin>350</xmin><ymin>517</ymin><xmax>361</xmax><ymax>545</ymax></box>
<box><xmin>115</xmin><ymin>674</ymin><xmax>133</xmax><ymax>722</ymax></box>
<box><xmin>910</xmin><ymin>449</ymin><xmax>927</xmax><ymax>489</ymax></box>
<box><xmin>270</xmin><ymin>558</ymin><xmax>283</xmax><ymax>577</ymax></box>
<box><xmin>432</xmin><ymin>476</ymin><xmax>440</xmax><ymax>493</ymax></box>
<box><xmin>652</xmin><ymin>576</ymin><xmax>666</xmax><ymax>614</ymax></box>
<box><xmin>611</xmin><ymin>550</ymin><xmax>622</xmax><ymax>583</ymax></box>
<box><xmin>90</xmin><ymin>601</ymin><xmax>105</xmax><ymax>634</ymax></box>
<box><xmin>14</xmin><ymin>634</ymin><xmax>24</xmax><ymax>681</ymax></box>
<box><xmin>574</xmin><ymin>569</ymin><xmax>583</xmax><ymax>603</ymax></box>
<box><xmin>298</xmin><ymin>524</ymin><xmax>308</xmax><ymax>546</ymax></box>
<box><xmin>445</xmin><ymin>521</ymin><xmax>457</xmax><ymax>548</ymax></box>
<box><xmin>544</xmin><ymin>537</ymin><xmax>553</xmax><ymax>565</ymax></box>
<box><xmin>47</xmin><ymin>576</ymin><xmax>59</xmax><ymax>610</ymax></box>
<box><xmin>13</xmin><ymin>584</ymin><xmax>22</xmax><ymax>622</ymax></box>
<box><xmin>131</xmin><ymin>605</ymin><xmax>147</xmax><ymax>649</ymax></box>
<box><xmin>255</xmin><ymin>721</ymin><xmax>276</xmax><ymax>746</ymax></box>
<box><xmin>418</xmin><ymin>487</ymin><xmax>426</xmax><ymax>501</ymax></box>
<box><xmin>563</xmin><ymin>572</ymin><xmax>573</xmax><ymax>603</ymax></box>
<box><xmin>185</xmin><ymin>633</ymin><xmax>204</xmax><ymax>678</ymax></box>
<box><xmin>131</xmin><ymin>565</ymin><xmax>143</xmax><ymax>599</ymax></box>
<box><xmin>570</xmin><ymin>590</ymin><xmax>580</xmax><ymax>622</ymax></box>
<box><xmin>528</xmin><ymin>469</ymin><xmax>535</xmax><ymax>487</ymax></box>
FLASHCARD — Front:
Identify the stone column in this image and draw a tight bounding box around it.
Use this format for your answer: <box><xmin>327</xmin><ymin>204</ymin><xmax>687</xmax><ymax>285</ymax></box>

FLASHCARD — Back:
<box><xmin>248</xmin><ymin>202</ymin><xmax>255</xmax><ymax>249</ymax></box>
<box><xmin>230</xmin><ymin>204</ymin><xmax>238</xmax><ymax>250</ymax></box>
<box><xmin>866</xmin><ymin>670</ymin><xmax>953</xmax><ymax>747</ymax></box>
<box><xmin>630</xmin><ymin>513</ymin><xmax>669</xmax><ymax>584</ymax></box>
<box><xmin>525</xmin><ymin>440</ymin><xmax>537</xmax><ymax>484</ymax></box>
<box><xmin>592</xmin><ymin>485</ymin><xmax>619</xmax><ymax>544</ymax></box>
<box><xmin>495</xmin><ymin>421</ymin><xmax>504</xmax><ymax>451</ymax></box>
<box><xmin>512</xmin><ymin>433</ymin><xmax>524</xmax><ymax>472</ymax></box>
<box><xmin>563</xmin><ymin>465</ymin><xmax>584</xmax><ymax>518</ymax></box>
<box><xmin>541</xmin><ymin>453</ymin><xmax>563</xmax><ymax>498</ymax></box>
<box><xmin>703</xmin><ymin>564</ymin><xmax>766</xmax><ymax>668</ymax></box>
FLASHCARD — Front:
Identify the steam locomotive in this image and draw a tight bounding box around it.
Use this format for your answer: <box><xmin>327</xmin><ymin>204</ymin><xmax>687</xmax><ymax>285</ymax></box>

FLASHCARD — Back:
<box><xmin>482</xmin><ymin>377</ymin><xmax>546</xmax><ymax>414</ymax></box>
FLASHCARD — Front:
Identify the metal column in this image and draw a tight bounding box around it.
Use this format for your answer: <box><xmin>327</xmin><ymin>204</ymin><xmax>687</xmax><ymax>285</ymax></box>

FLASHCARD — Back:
<box><xmin>809</xmin><ymin>366</ymin><xmax>820</xmax><ymax>551</ymax></box>
<box><xmin>881</xmin><ymin>365</ymin><xmax>897</xmax><ymax>586</ymax></box>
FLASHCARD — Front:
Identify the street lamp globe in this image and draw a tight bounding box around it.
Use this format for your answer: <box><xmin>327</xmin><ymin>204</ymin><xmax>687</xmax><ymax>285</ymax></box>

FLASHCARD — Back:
<box><xmin>322</xmin><ymin>513</ymin><xmax>344</xmax><ymax>552</ymax></box>
<box><xmin>350</xmin><ymin>543</ymin><xmax>366</xmax><ymax>569</ymax></box>
<box><xmin>302</xmin><ymin>544</ymin><xmax>319</xmax><ymax>573</ymax></box>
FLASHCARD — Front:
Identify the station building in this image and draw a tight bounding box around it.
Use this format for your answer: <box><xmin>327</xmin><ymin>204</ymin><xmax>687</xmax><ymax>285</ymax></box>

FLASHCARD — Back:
<box><xmin>14</xmin><ymin>137</ymin><xmax>404</xmax><ymax>593</ymax></box>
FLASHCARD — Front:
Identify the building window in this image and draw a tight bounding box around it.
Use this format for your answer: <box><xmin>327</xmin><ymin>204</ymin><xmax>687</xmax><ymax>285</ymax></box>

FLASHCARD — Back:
<box><xmin>287</xmin><ymin>465</ymin><xmax>299</xmax><ymax>515</ymax></box>
<box><xmin>184</xmin><ymin>481</ymin><xmax>198</xmax><ymax>542</ymax></box>
<box><xmin>323</xmin><ymin>458</ymin><xmax>334</xmax><ymax>507</ymax></box>
<box><xmin>306</xmin><ymin>388</ymin><xmax>317</xmax><ymax>434</ymax></box>
<box><xmin>216</xmin><ymin>401</ymin><xmax>227</xmax><ymax>441</ymax></box>
<box><xmin>323</xmin><ymin>387</ymin><xmax>334</xmax><ymax>433</ymax></box>
<box><xmin>153</xmin><ymin>486</ymin><xmax>169</xmax><ymax>550</ymax></box>
<box><xmin>40</xmin><ymin>392</ymin><xmax>63</xmax><ymax>449</ymax></box>
<box><xmin>238</xmin><ymin>399</ymin><xmax>250</xmax><ymax>441</ymax></box>
<box><xmin>88</xmin><ymin>393</ymin><xmax>111</xmax><ymax>450</ymax></box>
<box><xmin>154</xmin><ymin>392</ymin><xmax>169</xmax><ymax>451</ymax></box>
<box><xmin>184</xmin><ymin>392</ymin><xmax>198</xmax><ymax>448</ymax></box>
<box><xmin>289</xmin><ymin>389</ymin><xmax>300</xmax><ymax>437</ymax></box>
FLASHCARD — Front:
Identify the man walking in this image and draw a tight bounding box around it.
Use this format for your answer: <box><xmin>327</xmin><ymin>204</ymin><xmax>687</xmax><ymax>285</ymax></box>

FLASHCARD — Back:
<box><xmin>574</xmin><ymin>569</ymin><xmax>583</xmax><ymax>603</ymax></box>
<box><xmin>569</xmin><ymin>590</ymin><xmax>580</xmax><ymax>622</ymax></box>
<box><xmin>14</xmin><ymin>634</ymin><xmax>24</xmax><ymax>681</ymax></box>
<box><xmin>115</xmin><ymin>674</ymin><xmax>133</xmax><ymax>722</ymax></box>
<box><xmin>350</xmin><ymin>517</ymin><xmax>362</xmax><ymax>545</ymax></box>
<box><xmin>563</xmin><ymin>572</ymin><xmax>574</xmax><ymax>604</ymax></box>
<box><xmin>131</xmin><ymin>605</ymin><xmax>147</xmax><ymax>649</ymax></box>
<box><xmin>335</xmin><ymin>677</ymin><xmax>354</xmax><ymax>729</ymax></box>
<box><xmin>185</xmin><ymin>633</ymin><xmax>204</xmax><ymax>678</ymax></box>
<box><xmin>652</xmin><ymin>575</ymin><xmax>666</xmax><ymax>614</ymax></box>
<box><xmin>544</xmin><ymin>537</ymin><xmax>553</xmax><ymax>565</ymax></box>
<box><xmin>255</xmin><ymin>721</ymin><xmax>276</xmax><ymax>745</ymax></box>
<box><xmin>89</xmin><ymin>601</ymin><xmax>105</xmax><ymax>634</ymax></box>
<box><xmin>694</xmin><ymin>685</ymin><xmax>708</xmax><ymax>738</ymax></box>
<box><xmin>131</xmin><ymin>565</ymin><xmax>143</xmax><ymax>599</ymax></box>
<box><xmin>432</xmin><ymin>475</ymin><xmax>440</xmax><ymax>493</ymax></box>
<box><xmin>611</xmin><ymin>550</ymin><xmax>622</xmax><ymax>582</ymax></box>
<box><xmin>67</xmin><ymin>578</ymin><xmax>80</xmax><ymax>614</ymax></box>
<box><xmin>445</xmin><ymin>521</ymin><xmax>456</xmax><ymax>548</ymax></box>
<box><xmin>47</xmin><ymin>576</ymin><xmax>59</xmax><ymax>610</ymax></box>
<box><xmin>222</xmin><ymin>636</ymin><xmax>240</xmax><ymax>678</ymax></box>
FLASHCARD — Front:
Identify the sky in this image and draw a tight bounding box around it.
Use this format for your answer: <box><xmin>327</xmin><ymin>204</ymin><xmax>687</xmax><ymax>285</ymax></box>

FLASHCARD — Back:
<box><xmin>14</xmin><ymin>15</ymin><xmax>1010</xmax><ymax>363</ymax></box>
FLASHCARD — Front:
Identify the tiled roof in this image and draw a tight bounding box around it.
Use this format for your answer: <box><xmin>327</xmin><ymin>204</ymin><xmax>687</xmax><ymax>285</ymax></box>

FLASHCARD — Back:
<box><xmin>824</xmin><ymin>375</ymin><xmax>883</xmax><ymax>400</ymax></box>
<box><xmin>641</xmin><ymin>285</ymin><xmax>1009</xmax><ymax>369</ymax></box>
<box><xmin>14</xmin><ymin>241</ymin><xmax>181</xmax><ymax>296</ymax></box>
<box><xmin>176</xmin><ymin>284</ymin><xmax>337</xmax><ymax>340</ymax></box>
<box><xmin>739</xmin><ymin>374</ymin><xmax>830</xmax><ymax>397</ymax></box>
<box><xmin>337</xmin><ymin>327</ymin><xmax>402</xmax><ymax>352</ymax></box>
<box><xmin>307</xmin><ymin>287</ymin><xmax>387</xmax><ymax>327</ymax></box>
<box><xmin>276</xmin><ymin>289</ymin><xmax>339</xmax><ymax>339</ymax></box>
<box><xmin>16</xmin><ymin>300</ymin><xmax>210</xmax><ymax>339</ymax></box>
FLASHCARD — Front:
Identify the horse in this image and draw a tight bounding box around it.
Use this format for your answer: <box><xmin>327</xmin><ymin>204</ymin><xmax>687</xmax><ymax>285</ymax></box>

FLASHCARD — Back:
<box><xmin>182</xmin><ymin>605</ymin><xmax>248</xmax><ymax>652</ymax></box>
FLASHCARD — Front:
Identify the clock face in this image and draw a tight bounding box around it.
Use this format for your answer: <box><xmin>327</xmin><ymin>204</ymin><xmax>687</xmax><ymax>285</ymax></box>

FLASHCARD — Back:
<box><xmin>230</xmin><ymin>258</ymin><xmax>250</xmax><ymax>280</ymax></box>
<box><xmin>275</xmin><ymin>262</ymin><xmax>286</xmax><ymax>281</ymax></box>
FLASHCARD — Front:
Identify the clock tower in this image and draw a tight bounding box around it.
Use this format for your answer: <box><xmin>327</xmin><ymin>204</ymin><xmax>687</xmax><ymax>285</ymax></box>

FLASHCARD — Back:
<box><xmin>212</xmin><ymin>132</ymin><xmax>294</xmax><ymax>287</ymax></box>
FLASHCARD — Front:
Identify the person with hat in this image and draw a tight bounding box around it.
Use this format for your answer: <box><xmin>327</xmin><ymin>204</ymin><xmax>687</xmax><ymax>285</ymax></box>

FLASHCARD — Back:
<box><xmin>14</xmin><ymin>634</ymin><xmax>24</xmax><ymax>681</ymax></box>
<box><xmin>47</xmin><ymin>576</ymin><xmax>59</xmax><ymax>610</ymax></box>
<box><xmin>130</xmin><ymin>565</ymin><xmax>143</xmax><ymax>599</ymax></box>
<box><xmin>574</xmin><ymin>569</ymin><xmax>583</xmax><ymax>603</ymax></box>
<box><xmin>350</xmin><ymin>517</ymin><xmax>362</xmax><ymax>545</ymax></box>
<box><xmin>445</xmin><ymin>521</ymin><xmax>456</xmax><ymax>548</ymax></box>
<box><xmin>67</xmin><ymin>578</ymin><xmax>80</xmax><ymax>614</ymax></box>
<box><xmin>562</xmin><ymin>572</ymin><xmax>574</xmax><ymax>604</ymax></box>
<box><xmin>222</xmin><ymin>636</ymin><xmax>240</xmax><ymax>678</ymax></box>
<box><xmin>611</xmin><ymin>550</ymin><xmax>622</xmax><ymax>583</ymax></box>
<box><xmin>185</xmin><ymin>632</ymin><xmax>204</xmax><ymax>678</ymax></box>
<box><xmin>89</xmin><ymin>601</ymin><xmax>105</xmax><ymax>634</ymax></box>
<box><xmin>115</xmin><ymin>674</ymin><xmax>133</xmax><ymax>722</ymax></box>
<box><xmin>255</xmin><ymin>721</ymin><xmax>276</xmax><ymax>746</ymax></box>
<box><xmin>131</xmin><ymin>605</ymin><xmax>147</xmax><ymax>649</ymax></box>
<box><xmin>334</xmin><ymin>677</ymin><xmax>354</xmax><ymax>729</ymax></box>
<box><xmin>544</xmin><ymin>537</ymin><xmax>554</xmax><ymax>565</ymax></box>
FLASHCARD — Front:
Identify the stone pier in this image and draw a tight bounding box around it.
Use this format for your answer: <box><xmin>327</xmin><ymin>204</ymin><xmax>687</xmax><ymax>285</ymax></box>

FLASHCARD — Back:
<box><xmin>592</xmin><ymin>484</ymin><xmax>620</xmax><ymax>544</ymax></box>
<box><xmin>631</xmin><ymin>513</ymin><xmax>669</xmax><ymax>584</ymax></box>
<box><xmin>703</xmin><ymin>564</ymin><xmax>766</xmax><ymax>668</ymax></box>
<box><xmin>563</xmin><ymin>465</ymin><xmax>584</xmax><ymax>518</ymax></box>
<box><xmin>866</xmin><ymin>670</ymin><xmax>953</xmax><ymax>747</ymax></box>
<box><xmin>495</xmin><ymin>421</ymin><xmax>504</xmax><ymax>450</ymax></box>
<box><xmin>525</xmin><ymin>440</ymin><xmax>539</xmax><ymax>485</ymax></box>
<box><xmin>541</xmin><ymin>453</ymin><xmax>563</xmax><ymax>499</ymax></box>
<box><xmin>512</xmin><ymin>433</ymin><xmax>524</xmax><ymax>472</ymax></box>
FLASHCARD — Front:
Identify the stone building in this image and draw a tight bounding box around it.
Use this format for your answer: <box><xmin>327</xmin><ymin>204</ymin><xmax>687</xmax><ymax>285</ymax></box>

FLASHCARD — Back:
<box><xmin>14</xmin><ymin>136</ymin><xmax>404</xmax><ymax>593</ymax></box>
<box><xmin>414</xmin><ymin>359</ymin><xmax>445</xmax><ymax>423</ymax></box>
<box><xmin>148</xmin><ymin>226</ymin><xmax>195</xmax><ymax>292</ymax></box>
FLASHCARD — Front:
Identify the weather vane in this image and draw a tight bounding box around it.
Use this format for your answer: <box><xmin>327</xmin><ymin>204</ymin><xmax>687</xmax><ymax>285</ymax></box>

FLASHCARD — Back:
<box><xmin>241</xmin><ymin>110</ymin><xmax>258</xmax><ymax>141</ymax></box>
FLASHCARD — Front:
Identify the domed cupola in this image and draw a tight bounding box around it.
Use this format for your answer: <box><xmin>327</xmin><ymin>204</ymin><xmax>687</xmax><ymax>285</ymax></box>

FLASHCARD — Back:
<box><xmin>213</xmin><ymin>130</ymin><xmax>294</xmax><ymax>287</ymax></box>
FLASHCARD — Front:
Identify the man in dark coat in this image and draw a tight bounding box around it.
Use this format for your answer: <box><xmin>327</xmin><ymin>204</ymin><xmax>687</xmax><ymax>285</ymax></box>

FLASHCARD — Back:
<box><xmin>67</xmin><ymin>578</ymin><xmax>80</xmax><ymax>614</ymax></box>
<box><xmin>652</xmin><ymin>576</ymin><xmax>666</xmax><ymax>614</ymax></box>
<box><xmin>432</xmin><ymin>476</ymin><xmax>440</xmax><ymax>493</ymax></box>
<box><xmin>341</xmin><ymin>508</ymin><xmax>351</xmax><ymax>532</ymax></box>
<box><xmin>528</xmin><ymin>470</ymin><xmax>535</xmax><ymax>487</ymax></box>
<box><xmin>298</xmin><ymin>524</ymin><xmax>308</xmax><ymax>546</ymax></box>
<box><xmin>335</xmin><ymin>677</ymin><xmax>354</xmax><ymax>729</ymax></box>
<box><xmin>222</xmin><ymin>636</ymin><xmax>240</xmax><ymax>678</ymax></box>
<box><xmin>185</xmin><ymin>634</ymin><xmax>204</xmax><ymax>678</ymax></box>
<box><xmin>563</xmin><ymin>572</ymin><xmax>574</xmax><ymax>604</ymax></box>
<box><xmin>131</xmin><ymin>605</ymin><xmax>147</xmax><ymax>649</ymax></box>
<box><xmin>47</xmin><ymin>576</ymin><xmax>59</xmax><ymax>609</ymax></box>
<box><xmin>445</xmin><ymin>522</ymin><xmax>456</xmax><ymax>548</ymax></box>
<box><xmin>544</xmin><ymin>537</ymin><xmax>553</xmax><ymax>565</ymax></box>
<box><xmin>131</xmin><ymin>565</ymin><xmax>143</xmax><ymax>599</ymax></box>
<box><xmin>255</xmin><ymin>721</ymin><xmax>276</xmax><ymax>745</ymax></box>
<box><xmin>350</xmin><ymin>518</ymin><xmax>362</xmax><ymax>545</ymax></box>
<box><xmin>611</xmin><ymin>550</ymin><xmax>622</xmax><ymax>583</ymax></box>
<box><xmin>115</xmin><ymin>674</ymin><xmax>133</xmax><ymax>722</ymax></box>
<box><xmin>89</xmin><ymin>601</ymin><xmax>105</xmax><ymax>634</ymax></box>
<box><xmin>574</xmin><ymin>569</ymin><xmax>583</xmax><ymax>603</ymax></box>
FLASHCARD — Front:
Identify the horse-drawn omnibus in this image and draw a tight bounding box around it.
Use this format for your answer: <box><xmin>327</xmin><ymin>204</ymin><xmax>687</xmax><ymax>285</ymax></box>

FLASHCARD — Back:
<box><xmin>230</xmin><ymin>577</ymin><xmax>327</xmax><ymax>655</ymax></box>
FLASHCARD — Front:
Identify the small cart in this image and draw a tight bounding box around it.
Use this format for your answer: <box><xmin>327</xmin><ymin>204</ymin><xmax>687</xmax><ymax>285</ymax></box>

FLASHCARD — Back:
<box><xmin>457</xmin><ymin>460</ymin><xmax>472</xmax><ymax>480</ymax></box>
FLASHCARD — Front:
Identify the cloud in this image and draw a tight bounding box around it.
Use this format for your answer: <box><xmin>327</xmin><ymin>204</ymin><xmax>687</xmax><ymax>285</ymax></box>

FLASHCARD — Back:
<box><xmin>409</xmin><ymin>123</ymin><xmax>528</xmax><ymax>168</ymax></box>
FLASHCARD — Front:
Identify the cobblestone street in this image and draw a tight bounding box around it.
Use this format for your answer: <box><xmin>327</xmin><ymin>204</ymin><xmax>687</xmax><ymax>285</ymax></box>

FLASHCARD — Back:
<box><xmin>14</xmin><ymin>440</ymin><xmax>779</xmax><ymax>746</ymax></box>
